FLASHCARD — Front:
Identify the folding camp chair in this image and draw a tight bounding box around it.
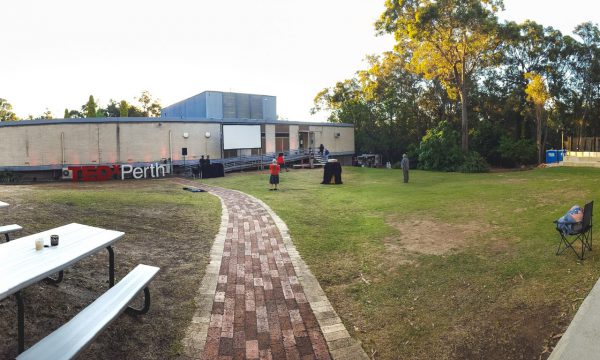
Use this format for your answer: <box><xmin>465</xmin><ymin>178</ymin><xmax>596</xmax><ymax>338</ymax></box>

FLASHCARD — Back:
<box><xmin>554</xmin><ymin>201</ymin><xmax>593</xmax><ymax>260</ymax></box>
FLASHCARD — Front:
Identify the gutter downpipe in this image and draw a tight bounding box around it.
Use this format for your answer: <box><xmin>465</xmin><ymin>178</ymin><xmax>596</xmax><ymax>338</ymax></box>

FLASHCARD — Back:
<box><xmin>169</xmin><ymin>130</ymin><xmax>173</xmax><ymax>174</ymax></box>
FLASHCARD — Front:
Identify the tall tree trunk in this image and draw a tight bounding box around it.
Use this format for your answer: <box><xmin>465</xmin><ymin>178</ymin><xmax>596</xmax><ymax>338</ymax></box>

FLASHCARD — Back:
<box><xmin>460</xmin><ymin>86</ymin><xmax>469</xmax><ymax>153</ymax></box>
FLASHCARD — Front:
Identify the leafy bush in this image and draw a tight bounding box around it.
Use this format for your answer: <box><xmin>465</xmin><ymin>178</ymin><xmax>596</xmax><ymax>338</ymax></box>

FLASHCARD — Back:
<box><xmin>498</xmin><ymin>137</ymin><xmax>537</xmax><ymax>166</ymax></box>
<box><xmin>471</xmin><ymin>121</ymin><xmax>504</xmax><ymax>165</ymax></box>
<box><xmin>417</xmin><ymin>121</ymin><xmax>462</xmax><ymax>171</ymax></box>
<box><xmin>458</xmin><ymin>151</ymin><xmax>490</xmax><ymax>173</ymax></box>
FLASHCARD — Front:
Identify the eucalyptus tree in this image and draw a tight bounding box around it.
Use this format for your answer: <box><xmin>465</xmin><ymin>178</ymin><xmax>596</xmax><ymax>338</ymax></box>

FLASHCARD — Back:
<box><xmin>571</xmin><ymin>22</ymin><xmax>600</xmax><ymax>145</ymax></box>
<box><xmin>313</xmin><ymin>52</ymin><xmax>434</xmax><ymax>161</ymax></box>
<box><xmin>376</xmin><ymin>0</ymin><xmax>505</xmax><ymax>153</ymax></box>
<box><xmin>0</xmin><ymin>98</ymin><xmax>18</xmax><ymax>121</ymax></box>
<box><xmin>524</xmin><ymin>72</ymin><xmax>550</xmax><ymax>163</ymax></box>
<box><xmin>84</xmin><ymin>95</ymin><xmax>97</xmax><ymax>118</ymax></box>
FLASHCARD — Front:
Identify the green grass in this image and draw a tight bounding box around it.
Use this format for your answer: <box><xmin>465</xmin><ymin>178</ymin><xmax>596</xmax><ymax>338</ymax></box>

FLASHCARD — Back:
<box><xmin>202</xmin><ymin>166</ymin><xmax>600</xmax><ymax>359</ymax></box>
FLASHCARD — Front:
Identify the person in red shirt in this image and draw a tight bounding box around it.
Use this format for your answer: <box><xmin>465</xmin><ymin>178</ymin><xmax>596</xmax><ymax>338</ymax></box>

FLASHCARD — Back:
<box><xmin>276</xmin><ymin>153</ymin><xmax>288</xmax><ymax>172</ymax></box>
<box><xmin>269</xmin><ymin>159</ymin><xmax>280</xmax><ymax>190</ymax></box>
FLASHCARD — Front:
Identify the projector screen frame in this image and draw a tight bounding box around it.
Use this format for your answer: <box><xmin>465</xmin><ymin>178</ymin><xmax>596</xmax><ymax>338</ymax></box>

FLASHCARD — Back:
<box><xmin>222</xmin><ymin>124</ymin><xmax>262</xmax><ymax>150</ymax></box>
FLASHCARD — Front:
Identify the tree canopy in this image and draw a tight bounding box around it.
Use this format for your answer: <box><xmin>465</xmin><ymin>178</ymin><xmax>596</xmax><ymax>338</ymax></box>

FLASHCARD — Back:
<box><xmin>376</xmin><ymin>0</ymin><xmax>505</xmax><ymax>153</ymax></box>
<box><xmin>315</xmin><ymin>2</ymin><xmax>600</xmax><ymax>170</ymax></box>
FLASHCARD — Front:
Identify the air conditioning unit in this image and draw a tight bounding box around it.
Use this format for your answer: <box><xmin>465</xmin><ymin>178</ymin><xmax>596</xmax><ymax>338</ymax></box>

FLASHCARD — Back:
<box><xmin>62</xmin><ymin>168</ymin><xmax>73</xmax><ymax>179</ymax></box>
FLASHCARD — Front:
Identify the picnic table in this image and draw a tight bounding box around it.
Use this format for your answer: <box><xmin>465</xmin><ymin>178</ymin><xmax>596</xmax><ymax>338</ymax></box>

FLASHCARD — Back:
<box><xmin>0</xmin><ymin>223</ymin><xmax>124</xmax><ymax>353</ymax></box>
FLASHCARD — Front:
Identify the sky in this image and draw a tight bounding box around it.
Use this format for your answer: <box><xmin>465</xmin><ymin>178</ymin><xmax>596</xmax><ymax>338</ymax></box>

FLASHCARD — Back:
<box><xmin>1</xmin><ymin>0</ymin><xmax>598</xmax><ymax>122</ymax></box>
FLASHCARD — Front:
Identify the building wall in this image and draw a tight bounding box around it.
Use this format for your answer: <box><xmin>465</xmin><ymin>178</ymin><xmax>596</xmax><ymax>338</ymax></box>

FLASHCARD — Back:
<box><xmin>310</xmin><ymin>125</ymin><xmax>355</xmax><ymax>154</ymax></box>
<box><xmin>289</xmin><ymin>125</ymin><xmax>299</xmax><ymax>151</ymax></box>
<box><xmin>265</xmin><ymin>124</ymin><xmax>276</xmax><ymax>154</ymax></box>
<box><xmin>0</xmin><ymin>120</ymin><xmax>353</xmax><ymax>168</ymax></box>
<box><xmin>0</xmin><ymin>121</ymin><xmax>222</xmax><ymax>167</ymax></box>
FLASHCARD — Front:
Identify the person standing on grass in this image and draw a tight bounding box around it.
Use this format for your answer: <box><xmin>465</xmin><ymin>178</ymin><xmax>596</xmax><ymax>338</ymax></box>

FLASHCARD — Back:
<box><xmin>277</xmin><ymin>152</ymin><xmax>288</xmax><ymax>172</ymax></box>
<box><xmin>269</xmin><ymin>159</ymin><xmax>280</xmax><ymax>190</ymax></box>
<box><xmin>319</xmin><ymin>143</ymin><xmax>324</xmax><ymax>155</ymax></box>
<box><xmin>401</xmin><ymin>153</ymin><xmax>409</xmax><ymax>183</ymax></box>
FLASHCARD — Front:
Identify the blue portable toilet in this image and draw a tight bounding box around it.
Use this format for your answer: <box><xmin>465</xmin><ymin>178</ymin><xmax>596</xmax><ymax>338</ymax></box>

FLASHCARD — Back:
<box><xmin>545</xmin><ymin>150</ymin><xmax>557</xmax><ymax>163</ymax></box>
<box><xmin>557</xmin><ymin>149</ymin><xmax>566</xmax><ymax>162</ymax></box>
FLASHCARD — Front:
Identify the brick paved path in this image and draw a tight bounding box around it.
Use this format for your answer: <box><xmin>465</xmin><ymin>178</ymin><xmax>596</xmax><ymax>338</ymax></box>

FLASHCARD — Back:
<box><xmin>176</xmin><ymin>179</ymin><xmax>367</xmax><ymax>360</ymax></box>
<box><xmin>175</xmin><ymin>179</ymin><xmax>367</xmax><ymax>360</ymax></box>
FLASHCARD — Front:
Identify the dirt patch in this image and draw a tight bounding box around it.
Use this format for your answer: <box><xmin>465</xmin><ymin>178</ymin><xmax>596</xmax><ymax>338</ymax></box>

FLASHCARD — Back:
<box><xmin>0</xmin><ymin>181</ymin><xmax>221</xmax><ymax>359</ymax></box>
<box><xmin>385</xmin><ymin>217</ymin><xmax>487</xmax><ymax>256</ymax></box>
<box><xmin>449</xmin><ymin>301</ymin><xmax>569</xmax><ymax>360</ymax></box>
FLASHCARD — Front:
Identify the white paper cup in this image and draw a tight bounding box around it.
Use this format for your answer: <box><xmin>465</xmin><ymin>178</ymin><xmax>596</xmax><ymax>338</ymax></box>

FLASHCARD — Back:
<box><xmin>35</xmin><ymin>238</ymin><xmax>44</xmax><ymax>251</ymax></box>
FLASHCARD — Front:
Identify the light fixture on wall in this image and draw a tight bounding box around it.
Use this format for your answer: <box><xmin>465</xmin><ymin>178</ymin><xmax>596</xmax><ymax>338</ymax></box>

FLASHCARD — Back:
<box><xmin>335</xmin><ymin>132</ymin><xmax>341</xmax><ymax>138</ymax></box>
<box><xmin>205</xmin><ymin>132</ymin><xmax>211</xmax><ymax>139</ymax></box>
<box><xmin>183</xmin><ymin>132</ymin><xmax>189</xmax><ymax>139</ymax></box>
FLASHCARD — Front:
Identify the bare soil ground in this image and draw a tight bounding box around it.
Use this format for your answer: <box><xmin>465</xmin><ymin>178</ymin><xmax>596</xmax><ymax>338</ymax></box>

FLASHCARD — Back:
<box><xmin>0</xmin><ymin>180</ymin><xmax>220</xmax><ymax>359</ymax></box>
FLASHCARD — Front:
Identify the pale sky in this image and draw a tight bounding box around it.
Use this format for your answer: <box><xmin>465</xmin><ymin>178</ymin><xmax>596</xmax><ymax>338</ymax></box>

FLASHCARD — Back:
<box><xmin>1</xmin><ymin>0</ymin><xmax>598</xmax><ymax>122</ymax></box>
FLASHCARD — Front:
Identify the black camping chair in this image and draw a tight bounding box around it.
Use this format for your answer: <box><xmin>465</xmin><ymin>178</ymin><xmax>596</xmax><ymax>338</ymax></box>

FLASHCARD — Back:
<box><xmin>554</xmin><ymin>201</ymin><xmax>593</xmax><ymax>260</ymax></box>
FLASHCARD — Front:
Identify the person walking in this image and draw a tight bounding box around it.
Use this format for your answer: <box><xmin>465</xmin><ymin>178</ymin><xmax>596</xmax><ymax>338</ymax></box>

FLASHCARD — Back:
<box><xmin>401</xmin><ymin>153</ymin><xmax>410</xmax><ymax>183</ymax></box>
<box><xmin>319</xmin><ymin>143</ymin><xmax>325</xmax><ymax>155</ymax></box>
<box><xmin>269</xmin><ymin>159</ymin><xmax>280</xmax><ymax>190</ymax></box>
<box><xmin>277</xmin><ymin>152</ymin><xmax>288</xmax><ymax>172</ymax></box>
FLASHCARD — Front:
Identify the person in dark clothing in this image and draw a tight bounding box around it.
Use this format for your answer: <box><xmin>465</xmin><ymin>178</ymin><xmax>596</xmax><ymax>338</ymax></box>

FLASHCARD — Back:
<box><xmin>198</xmin><ymin>156</ymin><xmax>205</xmax><ymax>178</ymax></box>
<box><xmin>401</xmin><ymin>153</ymin><xmax>409</xmax><ymax>183</ymax></box>
<box><xmin>205</xmin><ymin>155</ymin><xmax>211</xmax><ymax>165</ymax></box>
<box><xmin>319</xmin><ymin>144</ymin><xmax>324</xmax><ymax>155</ymax></box>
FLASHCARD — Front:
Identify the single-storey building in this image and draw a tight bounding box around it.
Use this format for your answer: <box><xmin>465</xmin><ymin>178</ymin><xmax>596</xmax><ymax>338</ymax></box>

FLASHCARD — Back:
<box><xmin>0</xmin><ymin>91</ymin><xmax>354</xmax><ymax>179</ymax></box>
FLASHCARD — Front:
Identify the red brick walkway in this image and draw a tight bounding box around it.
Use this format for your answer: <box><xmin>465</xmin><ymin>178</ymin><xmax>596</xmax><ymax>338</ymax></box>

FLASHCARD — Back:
<box><xmin>175</xmin><ymin>179</ymin><xmax>335</xmax><ymax>360</ymax></box>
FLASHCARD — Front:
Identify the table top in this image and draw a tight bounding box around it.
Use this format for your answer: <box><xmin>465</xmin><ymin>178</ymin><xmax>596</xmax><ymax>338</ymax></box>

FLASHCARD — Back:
<box><xmin>0</xmin><ymin>201</ymin><xmax>8</xmax><ymax>208</ymax></box>
<box><xmin>0</xmin><ymin>223</ymin><xmax>124</xmax><ymax>300</ymax></box>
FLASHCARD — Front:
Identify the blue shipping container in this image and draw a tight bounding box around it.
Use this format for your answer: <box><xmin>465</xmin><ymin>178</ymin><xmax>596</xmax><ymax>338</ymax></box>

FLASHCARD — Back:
<box><xmin>545</xmin><ymin>150</ymin><xmax>558</xmax><ymax>163</ymax></box>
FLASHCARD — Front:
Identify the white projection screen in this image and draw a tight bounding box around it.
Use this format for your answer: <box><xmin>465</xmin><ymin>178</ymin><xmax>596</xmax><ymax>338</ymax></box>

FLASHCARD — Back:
<box><xmin>223</xmin><ymin>125</ymin><xmax>262</xmax><ymax>150</ymax></box>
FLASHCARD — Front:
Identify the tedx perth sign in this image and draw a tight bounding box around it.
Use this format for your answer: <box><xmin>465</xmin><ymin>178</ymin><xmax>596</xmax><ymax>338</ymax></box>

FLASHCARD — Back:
<box><xmin>64</xmin><ymin>163</ymin><xmax>169</xmax><ymax>182</ymax></box>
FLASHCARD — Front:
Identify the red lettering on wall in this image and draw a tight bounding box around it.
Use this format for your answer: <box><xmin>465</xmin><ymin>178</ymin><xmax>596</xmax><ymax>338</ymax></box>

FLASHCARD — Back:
<box><xmin>68</xmin><ymin>165</ymin><xmax>120</xmax><ymax>182</ymax></box>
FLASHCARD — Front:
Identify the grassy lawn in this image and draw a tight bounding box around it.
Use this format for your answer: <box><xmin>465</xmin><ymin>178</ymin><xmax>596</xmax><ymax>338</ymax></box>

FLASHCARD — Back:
<box><xmin>201</xmin><ymin>166</ymin><xmax>600</xmax><ymax>360</ymax></box>
<box><xmin>0</xmin><ymin>180</ymin><xmax>220</xmax><ymax>359</ymax></box>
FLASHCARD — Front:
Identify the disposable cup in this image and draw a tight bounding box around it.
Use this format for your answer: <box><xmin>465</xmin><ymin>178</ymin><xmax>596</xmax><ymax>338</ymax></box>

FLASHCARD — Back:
<box><xmin>35</xmin><ymin>238</ymin><xmax>44</xmax><ymax>251</ymax></box>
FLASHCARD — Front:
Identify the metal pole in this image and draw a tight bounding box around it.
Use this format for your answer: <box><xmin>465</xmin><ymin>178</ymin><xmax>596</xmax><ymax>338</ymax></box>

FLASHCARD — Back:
<box><xmin>107</xmin><ymin>246</ymin><xmax>115</xmax><ymax>288</ymax></box>
<box><xmin>169</xmin><ymin>130</ymin><xmax>173</xmax><ymax>174</ymax></box>
<box><xmin>61</xmin><ymin>132</ymin><xmax>65</xmax><ymax>165</ymax></box>
<box><xmin>16</xmin><ymin>291</ymin><xmax>24</xmax><ymax>353</ymax></box>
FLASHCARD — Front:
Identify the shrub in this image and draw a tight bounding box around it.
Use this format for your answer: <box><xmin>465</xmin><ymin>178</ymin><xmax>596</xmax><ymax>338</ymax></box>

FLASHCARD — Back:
<box><xmin>498</xmin><ymin>137</ymin><xmax>537</xmax><ymax>166</ymax></box>
<box><xmin>458</xmin><ymin>151</ymin><xmax>490</xmax><ymax>173</ymax></box>
<box><xmin>417</xmin><ymin>121</ymin><xmax>462</xmax><ymax>171</ymax></box>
